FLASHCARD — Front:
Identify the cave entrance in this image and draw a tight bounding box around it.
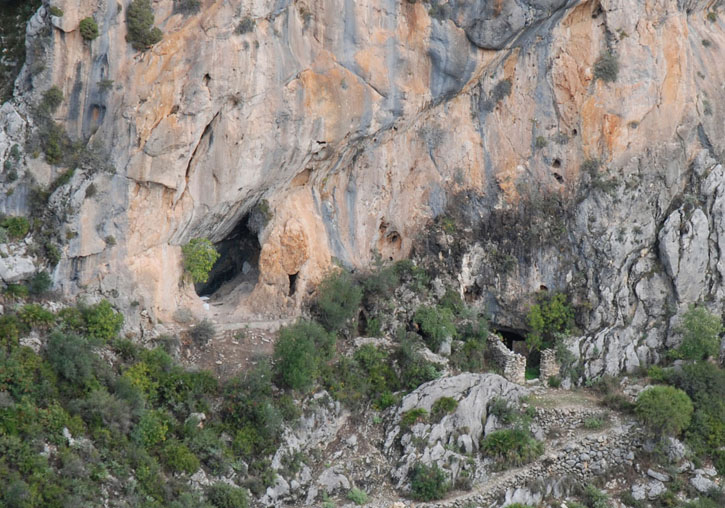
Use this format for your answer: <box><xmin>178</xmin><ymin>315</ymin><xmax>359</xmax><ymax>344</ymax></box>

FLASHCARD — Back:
<box><xmin>194</xmin><ymin>216</ymin><xmax>260</xmax><ymax>301</ymax></box>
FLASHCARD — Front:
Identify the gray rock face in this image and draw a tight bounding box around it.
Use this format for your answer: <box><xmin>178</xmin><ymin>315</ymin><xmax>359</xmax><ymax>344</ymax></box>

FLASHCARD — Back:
<box><xmin>0</xmin><ymin>242</ymin><xmax>37</xmax><ymax>283</ymax></box>
<box><xmin>383</xmin><ymin>373</ymin><xmax>528</xmax><ymax>489</ymax></box>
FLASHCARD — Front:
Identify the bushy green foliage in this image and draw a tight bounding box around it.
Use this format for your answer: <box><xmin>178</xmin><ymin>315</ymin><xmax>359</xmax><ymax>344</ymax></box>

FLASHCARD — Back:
<box><xmin>18</xmin><ymin>304</ymin><xmax>54</xmax><ymax>330</ymax></box>
<box><xmin>206</xmin><ymin>483</ymin><xmax>248</xmax><ymax>508</ymax></box>
<box><xmin>273</xmin><ymin>320</ymin><xmax>333</xmax><ymax>391</ymax></box>
<box><xmin>431</xmin><ymin>396</ymin><xmax>458</xmax><ymax>421</ymax></box>
<box><xmin>593</xmin><ymin>52</ymin><xmax>619</xmax><ymax>83</ymax></box>
<box><xmin>134</xmin><ymin>409</ymin><xmax>169</xmax><ymax>447</ymax></box>
<box><xmin>395</xmin><ymin>337</ymin><xmax>441</xmax><ymax>389</ymax></box>
<box><xmin>315</xmin><ymin>270</ymin><xmax>363</xmax><ymax>332</ymax></box>
<box><xmin>161</xmin><ymin>440</ymin><xmax>200</xmax><ymax>474</ymax></box>
<box><xmin>401</xmin><ymin>408</ymin><xmax>428</xmax><ymax>427</ymax></box>
<box><xmin>582</xmin><ymin>484</ymin><xmax>611</xmax><ymax>508</ymax></box>
<box><xmin>0</xmin><ymin>314</ymin><xmax>20</xmax><ymax>350</ymax></box>
<box><xmin>677</xmin><ymin>304</ymin><xmax>723</xmax><ymax>360</ymax></box>
<box><xmin>1</xmin><ymin>216</ymin><xmax>30</xmax><ymax>239</ymax></box>
<box><xmin>46</xmin><ymin>331</ymin><xmax>95</xmax><ymax>386</ymax></box>
<box><xmin>41</xmin><ymin>86</ymin><xmax>64</xmax><ymax>113</ymax></box>
<box><xmin>480</xmin><ymin>428</ymin><xmax>544</xmax><ymax>469</ymax></box>
<box><xmin>27</xmin><ymin>271</ymin><xmax>52</xmax><ymax>295</ymax></box>
<box><xmin>49</xmin><ymin>6</ymin><xmax>64</xmax><ymax>16</ymax></box>
<box><xmin>635</xmin><ymin>386</ymin><xmax>693</xmax><ymax>438</ymax></box>
<box><xmin>236</xmin><ymin>17</ymin><xmax>256</xmax><ymax>34</ymax></box>
<box><xmin>174</xmin><ymin>0</ymin><xmax>202</xmax><ymax>15</ymax></box>
<box><xmin>127</xmin><ymin>0</ymin><xmax>163</xmax><ymax>50</ymax></box>
<box><xmin>82</xmin><ymin>300</ymin><xmax>123</xmax><ymax>342</ymax></box>
<box><xmin>526</xmin><ymin>292</ymin><xmax>574</xmax><ymax>352</ymax></box>
<box><xmin>79</xmin><ymin>17</ymin><xmax>99</xmax><ymax>40</ymax></box>
<box><xmin>182</xmin><ymin>238</ymin><xmax>220</xmax><ymax>284</ymax></box>
<box><xmin>191</xmin><ymin>319</ymin><xmax>216</xmax><ymax>347</ymax></box>
<box><xmin>347</xmin><ymin>487</ymin><xmax>368</xmax><ymax>505</ymax></box>
<box><xmin>414</xmin><ymin>305</ymin><xmax>456</xmax><ymax>352</ymax></box>
<box><xmin>409</xmin><ymin>462</ymin><xmax>449</xmax><ymax>501</ymax></box>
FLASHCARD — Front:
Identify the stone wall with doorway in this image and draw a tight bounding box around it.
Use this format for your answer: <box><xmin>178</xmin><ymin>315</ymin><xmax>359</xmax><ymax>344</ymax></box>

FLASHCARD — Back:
<box><xmin>487</xmin><ymin>335</ymin><xmax>526</xmax><ymax>385</ymax></box>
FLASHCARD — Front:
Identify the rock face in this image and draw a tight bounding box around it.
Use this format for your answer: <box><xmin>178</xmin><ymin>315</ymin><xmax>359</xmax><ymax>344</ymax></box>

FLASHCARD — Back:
<box><xmin>2</xmin><ymin>1</ymin><xmax>725</xmax><ymax>375</ymax></box>
<box><xmin>383</xmin><ymin>373</ymin><xmax>528</xmax><ymax>490</ymax></box>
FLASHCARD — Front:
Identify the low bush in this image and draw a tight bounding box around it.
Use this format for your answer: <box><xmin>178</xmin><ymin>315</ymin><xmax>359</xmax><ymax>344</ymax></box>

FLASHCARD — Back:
<box><xmin>79</xmin><ymin>17</ymin><xmax>99</xmax><ymax>40</ymax></box>
<box><xmin>347</xmin><ymin>487</ymin><xmax>368</xmax><ymax>505</ymax></box>
<box><xmin>161</xmin><ymin>440</ymin><xmax>200</xmax><ymax>474</ymax></box>
<box><xmin>236</xmin><ymin>17</ymin><xmax>256</xmax><ymax>34</ymax></box>
<box><xmin>82</xmin><ymin>300</ymin><xmax>123</xmax><ymax>343</ymax></box>
<box><xmin>395</xmin><ymin>337</ymin><xmax>440</xmax><ymax>390</ymax></box>
<box><xmin>315</xmin><ymin>270</ymin><xmax>362</xmax><ymax>332</ymax></box>
<box><xmin>18</xmin><ymin>303</ymin><xmax>55</xmax><ymax>330</ymax></box>
<box><xmin>41</xmin><ymin>86</ymin><xmax>64</xmax><ymax>113</ymax></box>
<box><xmin>1</xmin><ymin>216</ymin><xmax>30</xmax><ymax>240</ymax></box>
<box><xmin>431</xmin><ymin>396</ymin><xmax>458</xmax><ymax>422</ymax></box>
<box><xmin>273</xmin><ymin>320</ymin><xmax>333</xmax><ymax>391</ymax></box>
<box><xmin>182</xmin><ymin>238</ymin><xmax>220</xmax><ymax>284</ymax></box>
<box><xmin>409</xmin><ymin>462</ymin><xmax>449</xmax><ymax>501</ymax></box>
<box><xmin>526</xmin><ymin>292</ymin><xmax>573</xmax><ymax>352</ymax></box>
<box><xmin>206</xmin><ymin>483</ymin><xmax>248</xmax><ymax>508</ymax></box>
<box><xmin>27</xmin><ymin>271</ymin><xmax>52</xmax><ymax>295</ymax></box>
<box><xmin>191</xmin><ymin>319</ymin><xmax>215</xmax><ymax>347</ymax></box>
<box><xmin>582</xmin><ymin>484</ymin><xmax>611</xmax><ymax>508</ymax></box>
<box><xmin>413</xmin><ymin>305</ymin><xmax>456</xmax><ymax>352</ymax></box>
<box><xmin>173</xmin><ymin>0</ymin><xmax>201</xmax><ymax>15</ymax></box>
<box><xmin>480</xmin><ymin>428</ymin><xmax>543</xmax><ymax>469</ymax></box>
<box><xmin>46</xmin><ymin>331</ymin><xmax>95</xmax><ymax>386</ymax></box>
<box><xmin>636</xmin><ymin>386</ymin><xmax>693</xmax><ymax>439</ymax></box>
<box><xmin>593</xmin><ymin>52</ymin><xmax>619</xmax><ymax>83</ymax></box>
<box><xmin>548</xmin><ymin>375</ymin><xmax>562</xmax><ymax>388</ymax></box>
<box><xmin>401</xmin><ymin>408</ymin><xmax>428</xmax><ymax>428</ymax></box>
<box><xmin>677</xmin><ymin>304</ymin><xmax>723</xmax><ymax>361</ymax></box>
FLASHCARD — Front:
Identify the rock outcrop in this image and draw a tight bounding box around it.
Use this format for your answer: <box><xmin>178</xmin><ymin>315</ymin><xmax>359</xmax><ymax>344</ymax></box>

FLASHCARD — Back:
<box><xmin>2</xmin><ymin>0</ymin><xmax>725</xmax><ymax>377</ymax></box>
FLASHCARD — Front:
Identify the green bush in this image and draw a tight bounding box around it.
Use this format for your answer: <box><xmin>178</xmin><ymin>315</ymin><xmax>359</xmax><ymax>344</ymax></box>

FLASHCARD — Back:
<box><xmin>408</xmin><ymin>462</ymin><xmax>449</xmax><ymax>501</ymax></box>
<box><xmin>27</xmin><ymin>271</ymin><xmax>52</xmax><ymax>295</ymax></box>
<box><xmin>431</xmin><ymin>396</ymin><xmax>458</xmax><ymax>422</ymax></box>
<box><xmin>677</xmin><ymin>304</ymin><xmax>723</xmax><ymax>360</ymax></box>
<box><xmin>41</xmin><ymin>86</ymin><xmax>64</xmax><ymax>113</ymax></box>
<box><xmin>401</xmin><ymin>408</ymin><xmax>428</xmax><ymax>427</ymax></box>
<box><xmin>636</xmin><ymin>386</ymin><xmax>693</xmax><ymax>439</ymax></box>
<box><xmin>0</xmin><ymin>314</ymin><xmax>20</xmax><ymax>350</ymax></box>
<box><xmin>593</xmin><ymin>52</ymin><xmax>619</xmax><ymax>83</ymax></box>
<box><xmin>480</xmin><ymin>428</ymin><xmax>543</xmax><ymax>469</ymax></box>
<box><xmin>548</xmin><ymin>375</ymin><xmax>562</xmax><ymax>388</ymax></box>
<box><xmin>191</xmin><ymin>319</ymin><xmax>216</xmax><ymax>347</ymax></box>
<box><xmin>127</xmin><ymin>0</ymin><xmax>163</xmax><ymax>50</ymax></box>
<box><xmin>46</xmin><ymin>331</ymin><xmax>95</xmax><ymax>386</ymax></box>
<box><xmin>396</xmin><ymin>337</ymin><xmax>440</xmax><ymax>390</ymax></box>
<box><xmin>582</xmin><ymin>484</ymin><xmax>611</xmax><ymax>508</ymax></box>
<box><xmin>49</xmin><ymin>6</ymin><xmax>64</xmax><ymax>16</ymax></box>
<box><xmin>315</xmin><ymin>270</ymin><xmax>362</xmax><ymax>332</ymax></box>
<box><xmin>18</xmin><ymin>304</ymin><xmax>55</xmax><ymax>330</ymax></box>
<box><xmin>162</xmin><ymin>440</ymin><xmax>200</xmax><ymax>474</ymax></box>
<box><xmin>173</xmin><ymin>0</ymin><xmax>201</xmax><ymax>15</ymax></box>
<box><xmin>413</xmin><ymin>305</ymin><xmax>456</xmax><ymax>352</ymax></box>
<box><xmin>4</xmin><ymin>283</ymin><xmax>29</xmax><ymax>299</ymax></box>
<box><xmin>236</xmin><ymin>17</ymin><xmax>256</xmax><ymax>35</ymax></box>
<box><xmin>79</xmin><ymin>17</ymin><xmax>99</xmax><ymax>40</ymax></box>
<box><xmin>273</xmin><ymin>320</ymin><xmax>333</xmax><ymax>391</ymax></box>
<box><xmin>134</xmin><ymin>409</ymin><xmax>169</xmax><ymax>447</ymax></box>
<box><xmin>82</xmin><ymin>300</ymin><xmax>123</xmax><ymax>342</ymax></box>
<box><xmin>1</xmin><ymin>216</ymin><xmax>30</xmax><ymax>240</ymax></box>
<box><xmin>526</xmin><ymin>292</ymin><xmax>573</xmax><ymax>352</ymax></box>
<box><xmin>206</xmin><ymin>483</ymin><xmax>248</xmax><ymax>508</ymax></box>
<box><xmin>347</xmin><ymin>487</ymin><xmax>368</xmax><ymax>505</ymax></box>
<box><xmin>72</xmin><ymin>388</ymin><xmax>133</xmax><ymax>436</ymax></box>
<box><xmin>182</xmin><ymin>238</ymin><xmax>220</xmax><ymax>283</ymax></box>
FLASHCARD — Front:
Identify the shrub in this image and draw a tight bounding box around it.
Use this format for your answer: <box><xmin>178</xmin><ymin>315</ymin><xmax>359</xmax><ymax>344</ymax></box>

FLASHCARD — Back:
<box><xmin>182</xmin><ymin>238</ymin><xmax>220</xmax><ymax>284</ymax></box>
<box><xmin>174</xmin><ymin>0</ymin><xmax>201</xmax><ymax>15</ymax></box>
<box><xmin>49</xmin><ymin>6</ymin><xmax>64</xmax><ymax>16</ymax></box>
<box><xmin>41</xmin><ymin>86</ymin><xmax>64</xmax><ymax>113</ymax></box>
<box><xmin>83</xmin><ymin>300</ymin><xmax>123</xmax><ymax>342</ymax></box>
<box><xmin>413</xmin><ymin>305</ymin><xmax>456</xmax><ymax>352</ymax></box>
<box><xmin>677</xmin><ymin>304</ymin><xmax>723</xmax><ymax>360</ymax></box>
<box><xmin>582</xmin><ymin>416</ymin><xmax>608</xmax><ymax>430</ymax></box>
<box><xmin>4</xmin><ymin>283</ymin><xmax>28</xmax><ymax>299</ymax></box>
<box><xmin>582</xmin><ymin>484</ymin><xmax>611</xmax><ymax>508</ymax></box>
<box><xmin>480</xmin><ymin>428</ymin><xmax>543</xmax><ymax>468</ymax></box>
<box><xmin>526</xmin><ymin>292</ymin><xmax>574</xmax><ymax>352</ymax></box>
<box><xmin>134</xmin><ymin>409</ymin><xmax>169</xmax><ymax>447</ymax></box>
<box><xmin>347</xmin><ymin>487</ymin><xmax>368</xmax><ymax>505</ymax></box>
<box><xmin>1</xmin><ymin>216</ymin><xmax>30</xmax><ymax>240</ymax></box>
<box><xmin>409</xmin><ymin>463</ymin><xmax>449</xmax><ymax>501</ymax></box>
<box><xmin>236</xmin><ymin>17</ymin><xmax>256</xmax><ymax>34</ymax></box>
<box><xmin>127</xmin><ymin>0</ymin><xmax>163</xmax><ymax>50</ymax></box>
<box><xmin>491</xmin><ymin>78</ymin><xmax>512</xmax><ymax>102</ymax></box>
<box><xmin>431</xmin><ymin>396</ymin><xmax>458</xmax><ymax>422</ymax></box>
<box><xmin>162</xmin><ymin>440</ymin><xmax>200</xmax><ymax>474</ymax></box>
<box><xmin>28</xmin><ymin>271</ymin><xmax>52</xmax><ymax>295</ymax></box>
<box><xmin>18</xmin><ymin>304</ymin><xmax>55</xmax><ymax>329</ymax></box>
<box><xmin>636</xmin><ymin>386</ymin><xmax>693</xmax><ymax>438</ymax></box>
<box><xmin>548</xmin><ymin>375</ymin><xmax>562</xmax><ymax>388</ymax></box>
<box><xmin>191</xmin><ymin>319</ymin><xmax>216</xmax><ymax>347</ymax></box>
<box><xmin>72</xmin><ymin>388</ymin><xmax>133</xmax><ymax>436</ymax></box>
<box><xmin>396</xmin><ymin>337</ymin><xmax>441</xmax><ymax>390</ymax></box>
<box><xmin>206</xmin><ymin>483</ymin><xmax>248</xmax><ymax>508</ymax></box>
<box><xmin>46</xmin><ymin>331</ymin><xmax>95</xmax><ymax>386</ymax></box>
<box><xmin>535</xmin><ymin>136</ymin><xmax>547</xmax><ymax>149</ymax></box>
<box><xmin>0</xmin><ymin>314</ymin><xmax>20</xmax><ymax>350</ymax></box>
<box><xmin>593</xmin><ymin>52</ymin><xmax>619</xmax><ymax>83</ymax></box>
<box><xmin>315</xmin><ymin>270</ymin><xmax>362</xmax><ymax>332</ymax></box>
<box><xmin>273</xmin><ymin>320</ymin><xmax>332</xmax><ymax>391</ymax></box>
<box><xmin>79</xmin><ymin>17</ymin><xmax>99</xmax><ymax>40</ymax></box>
<box><xmin>401</xmin><ymin>408</ymin><xmax>428</xmax><ymax>427</ymax></box>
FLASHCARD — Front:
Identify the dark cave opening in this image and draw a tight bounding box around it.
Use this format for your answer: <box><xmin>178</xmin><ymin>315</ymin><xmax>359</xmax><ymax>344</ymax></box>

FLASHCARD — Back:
<box><xmin>194</xmin><ymin>217</ymin><xmax>260</xmax><ymax>300</ymax></box>
<box><xmin>492</xmin><ymin>326</ymin><xmax>528</xmax><ymax>356</ymax></box>
<box><xmin>288</xmin><ymin>272</ymin><xmax>299</xmax><ymax>297</ymax></box>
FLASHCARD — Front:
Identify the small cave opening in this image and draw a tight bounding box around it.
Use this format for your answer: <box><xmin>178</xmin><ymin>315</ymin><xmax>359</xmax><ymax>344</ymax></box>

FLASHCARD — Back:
<box><xmin>492</xmin><ymin>326</ymin><xmax>528</xmax><ymax>356</ymax></box>
<box><xmin>288</xmin><ymin>272</ymin><xmax>299</xmax><ymax>297</ymax></box>
<box><xmin>194</xmin><ymin>216</ymin><xmax>261</xmax><ymax>300</ymax></box>
<box><xmin>552</xmin><ymin>158</ymin><xmax>561</xmax><ymax>169</ymax></box>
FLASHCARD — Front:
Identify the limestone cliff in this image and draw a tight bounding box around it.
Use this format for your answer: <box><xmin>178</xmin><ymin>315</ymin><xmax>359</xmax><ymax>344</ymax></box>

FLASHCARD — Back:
<box><xmin>1</xmin><ymin>0</ymin><xmax>725</xmax><ymax>377</ymax></box>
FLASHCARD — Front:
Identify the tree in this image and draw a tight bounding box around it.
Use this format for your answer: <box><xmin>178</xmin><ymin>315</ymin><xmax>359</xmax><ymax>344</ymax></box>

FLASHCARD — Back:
<box><xmin>526</xmin><ymin>292</ymin><xmax>574</xmax><ymax>352</ymax></box>
<box><xmin>273</xmin><ymin>320</ymin><xmax>332</xmax><ymax>391</ymax></box>
<box><xmin>79</xmin><ymin>17</ymin><xmax>99</xmax><ymax>40</ymax></box>
<box><xmin>315</xmin><ymin>270</ymin><xmax>362</xmax><ymax>332</ymax></box>
<box><xmin>636</xmin><ymin>386</ymin><xmax>693</xmax><ymax>439</ymax></box>
<box><xmin>127</xmin><ymin>0</ymin><xmax>163</xmax><ymax>50</ymax></box>
<box><xmin>182</xmin><ymin>238</ymin><xmax>220</xmax><ymax>284</ymax></box>
<box><xmin>678</xmin><ymin>304</ymin><xmax>723</xmax><ymax>361</ymax></box>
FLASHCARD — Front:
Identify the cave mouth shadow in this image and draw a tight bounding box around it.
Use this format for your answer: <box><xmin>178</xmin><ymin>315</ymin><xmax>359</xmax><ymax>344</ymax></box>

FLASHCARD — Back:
<box><xmin>194</xmin><ymin>215</ymin><xmax>261</xmax><ymax>301</ymax></box>
<box><xmin>491</xmin><ymin>325</ymin><xmax>542</xmax><ymax>366</ymax></box>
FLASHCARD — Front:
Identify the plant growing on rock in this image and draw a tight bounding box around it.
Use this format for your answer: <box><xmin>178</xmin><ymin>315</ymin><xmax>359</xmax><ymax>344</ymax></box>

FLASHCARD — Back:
<box><xmin>79</xmin><ymin>17</ymin><xmax>99</xmax><ymax>40</ymax></box>
<box><xmin>677</xmin><ymin>304</ymin><xmax>723</xmax><ymax>361</ymax></box>
<box><xmin>408</xmin><ymin>462</ymin><xmax>449</xmax><ymax>501</ymax></box>
<box><xmin>526</xmin><ymin>292</ymin><xmax>574</xmax><ymax>352</ymax></box>
<box><xmin>347</xmin><ymin>487</ymin><xmax>368</xmax><ymax>505</ymax></box>
<box><xmin>635</xmin><ymin>385</ymin><xmax>693</xmax><ymax>439</ymax></box>
<box><xmin>206</xmin><ymin>483</ymin><xmax>248</xmax><ymax>508</ymax></box>
<box><xmin>431</xmin><ymin>396</ymin><xmax>458</xmax><ymax>422</ymax></box>
<box><xmin>182</xmin><ymin>237</ymin><xmax>220</xmax><ymax>283</ymax></box>
<box><xmin>593</xmin><ymin>51</ymin><xmax>619</xmax><ymax>83</ymax></box>
<box><xmin>126</xmin><ymin>0</ymin><xmax>163</xmax><ymax>51</ymax></box>
<box><xmin>413</xmin><ymin>305</ymin><xmax>456</xmax><ymax>352</ymax></box>
<box><xmin>273</xmin><ymin>320</ymin><xmax>333</xmax><ymax>391</ymax></box>
<box><xmin>1</xmin><ymin>216</ymin><xmax>30</xmax><ymax>240</ymax></box>
<box><xmin>190</xmin><ymin>319</ymin><xmax>215</xmax><ymax>347</ymax></box>
<box><xmin>480</xmin><ymin>427</ymin><xmax>544</xmax><ymax>469</ymax></box>
<box><xmin>314</xmin><ymin>270</ymin><xmax>362</xmax><ymax>332</ymax></box>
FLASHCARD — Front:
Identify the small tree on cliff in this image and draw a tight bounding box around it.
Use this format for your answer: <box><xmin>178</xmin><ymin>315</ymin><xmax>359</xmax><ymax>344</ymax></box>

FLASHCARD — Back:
<box><xmin>126</xmin><ymin>0</ymin><xmax>163</xmax><ymax>51</ymax></box>
<box><xmin>182</xmin><ymin>238</ymin><xmax>220</xmax><ymax>284</ymax></box>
